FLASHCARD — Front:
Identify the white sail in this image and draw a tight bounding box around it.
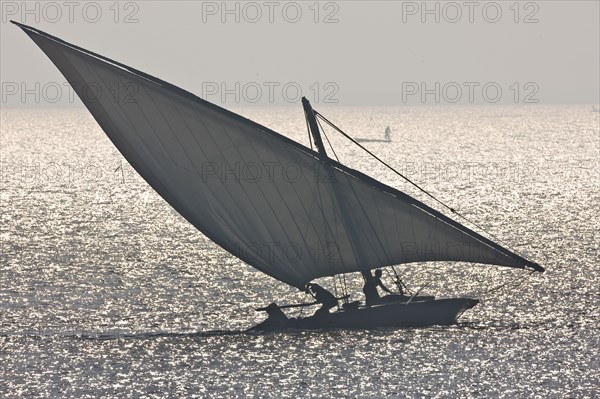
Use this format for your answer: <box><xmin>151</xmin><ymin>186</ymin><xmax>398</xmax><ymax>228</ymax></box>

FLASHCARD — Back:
<box><xmin>14</xmin><ymin>22</ymin><xmax>542</xmax><ymax>289</ymax></box>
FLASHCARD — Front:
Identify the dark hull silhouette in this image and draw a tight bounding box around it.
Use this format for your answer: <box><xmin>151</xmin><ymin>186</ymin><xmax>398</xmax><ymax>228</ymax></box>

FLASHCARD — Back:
<box><xmin>249</xmin><ymin>297</ymin><xmax>478</xmax><ymax>333</ymax></box>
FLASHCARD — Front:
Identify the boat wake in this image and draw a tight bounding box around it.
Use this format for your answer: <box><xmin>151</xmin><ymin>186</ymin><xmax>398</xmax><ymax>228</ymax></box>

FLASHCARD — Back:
<box><xmin>2</xmin><ymin>329</ymin><xmax>246</xmax><ymax>340</ymax></box>
<box><xmin>355</xmin><ymin>138</ymin><xmax>391</xmax><ymax>143</ymax></box>
<box><xmin>79</xmin><ymin>330</ymin><xmax>247</xmax><ymax>340</ymax></box>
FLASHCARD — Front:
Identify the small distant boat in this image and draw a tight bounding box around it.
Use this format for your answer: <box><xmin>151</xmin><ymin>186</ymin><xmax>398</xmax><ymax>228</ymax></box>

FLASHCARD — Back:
<box><xmin>14</xmin><ymin>21</ymin><xmax>544</xmax><ymax>331</ymax></box>
<box><xmin>355</xmin><ymin>126</ymin><xmax>392</xmax><ymax>143</ymax></box>
<box><xmin>592</xmin><ymin>106</ymin><xmax>600</xmax><ymax>113</ymax></box>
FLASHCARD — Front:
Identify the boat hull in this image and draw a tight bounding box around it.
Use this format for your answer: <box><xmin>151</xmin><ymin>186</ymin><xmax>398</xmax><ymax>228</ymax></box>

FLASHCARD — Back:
<box><xmin>249</xmin><ymin>298</ymin><xmax>479</xmax><ymax>333</ymax></box>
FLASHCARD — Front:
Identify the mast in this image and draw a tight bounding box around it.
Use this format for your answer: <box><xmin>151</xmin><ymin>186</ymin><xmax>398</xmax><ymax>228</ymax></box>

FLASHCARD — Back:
<box><xmin>302</xmin><ymin>97</ymin><xmax>373</xmax><ymax>275</ymax></box>
<box><xmin>302</xmin><ymin>97</ymin><xmax>328</xmax><ymax>159</ymax></box>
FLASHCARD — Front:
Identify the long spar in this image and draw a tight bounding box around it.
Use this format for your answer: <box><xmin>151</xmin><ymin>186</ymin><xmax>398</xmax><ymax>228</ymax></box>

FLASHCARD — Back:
<box><xmin>302</xmin><ymin>97</ymin><xmax>374</xmax><ymax>280</ymax></box>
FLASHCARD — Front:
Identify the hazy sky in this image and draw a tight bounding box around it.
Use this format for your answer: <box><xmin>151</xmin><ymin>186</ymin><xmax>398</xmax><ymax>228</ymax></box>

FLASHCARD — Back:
<box><xmin>1</xmin><ymin>1</ymin><xmax>599</xmax><ymax>106</ymax></box>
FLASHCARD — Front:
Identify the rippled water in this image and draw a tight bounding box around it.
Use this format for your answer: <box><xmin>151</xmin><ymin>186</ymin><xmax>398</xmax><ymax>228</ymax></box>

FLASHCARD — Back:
<box><xmin>1</xmin><ymin>106</ymin><xmax>598</xmax><ymax>397</ymax></box>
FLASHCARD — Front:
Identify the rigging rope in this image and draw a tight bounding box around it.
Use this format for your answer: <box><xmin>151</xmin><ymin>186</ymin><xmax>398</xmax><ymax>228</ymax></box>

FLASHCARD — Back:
<box><xmin>336</xmin><ymin>275</ymin><xmax>345</xmax><ymax>305</ymax></box>
<box><xmin>317</xmin><ymin>117</ymin><xmax>340</xmax><ymax>162</ymax></box>
<box><xmin>389</xmin><ymin>265</ymin><xmax>413</xmax><ymax>296</ymax></box>
<box><xmin>455</xmin><ymin>268</ymin><xmax>536</xmax><ymax>308</ymax></box>
<box><xmin>313</xmin><ymin>110</ymin><xmax>531</xmax><ymax>261</ymax></box>
<box><xmin>341</xmin><ymin>273</ymin><xmax>349</xmax><ymax>302</ymax></box>
<box><xmin>332</xmin><ymin>276</ymin><xmax>340</xmax><ymax>310</ymax></box>
<box><xmin>315</xmin><ymin>111</ymin><xmax>456</xmax><ymax>211</ymax></box>
<box><xmin>477</xmin><ymin>269</ymin><xmax>536</xmax><ymax>300</ymax></box>
<box><xmin>305</xmin><ymin>115</ymin><xmax>313</xmax><ymax>151</ymax></box>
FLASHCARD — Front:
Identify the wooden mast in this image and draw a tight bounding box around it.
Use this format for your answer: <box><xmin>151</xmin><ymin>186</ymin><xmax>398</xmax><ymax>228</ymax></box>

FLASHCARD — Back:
<box><xmin>302</xmin><ymin>97</ymin><xmax>328</xmax><ymax>160</ymax></box>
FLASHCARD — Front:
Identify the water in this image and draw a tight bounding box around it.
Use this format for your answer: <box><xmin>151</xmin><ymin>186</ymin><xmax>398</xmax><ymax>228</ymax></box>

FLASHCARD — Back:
<box><xmin>1</xmin><ymin>105</ymin><xmax>598</xmax><ymax>397</ymax></box>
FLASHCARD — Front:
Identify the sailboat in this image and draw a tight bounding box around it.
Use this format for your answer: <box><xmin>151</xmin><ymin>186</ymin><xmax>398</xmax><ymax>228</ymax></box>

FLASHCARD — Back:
<box><xmin>13</xmin><ymin>22</ymin><xmax>544</xmax><ymax>331</ymax></box>
<box><xmin>354</xmin><ymin>126</ymin><xmax>392</xmax><ymax>143</ymax></box>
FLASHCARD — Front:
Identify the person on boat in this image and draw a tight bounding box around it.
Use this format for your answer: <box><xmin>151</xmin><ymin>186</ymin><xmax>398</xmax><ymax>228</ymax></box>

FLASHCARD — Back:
<box><xmin>306</xmin><ymin>283</ymin><xmax>338</xmax><ymax>317</ymax></box>
<box><xmin>265</xmin><ymin>303</ymin><xmax>288</xmax><ymax>325</ymax></box>
<box><xmin>362</xmin><ymin>269</ymin><xmax>393</xmax><ymax>306</ymax></box>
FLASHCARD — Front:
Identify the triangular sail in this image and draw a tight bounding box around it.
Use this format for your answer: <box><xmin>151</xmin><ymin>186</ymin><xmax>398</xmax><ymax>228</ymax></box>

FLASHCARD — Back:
<box><xmin>13</xmin><ymin>22</ymin><xmax>543</xmax><ymax>289</ymax></box>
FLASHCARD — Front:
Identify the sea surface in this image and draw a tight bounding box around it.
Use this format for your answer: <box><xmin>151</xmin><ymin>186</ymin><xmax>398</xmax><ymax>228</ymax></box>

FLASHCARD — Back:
<box><xmin>1</xmin><ymin>105</ymin><xmax>598</xmax><ymax>398</ymax></box>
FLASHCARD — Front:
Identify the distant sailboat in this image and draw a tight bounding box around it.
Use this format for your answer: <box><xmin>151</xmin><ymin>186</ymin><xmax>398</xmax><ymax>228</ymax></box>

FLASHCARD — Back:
<box><xmin>355</xmin><ymin>126</ymin><xmax>392</xmax><ymax>143</ymax></box>
<box><xmin>13</xmin><ymin>21</ymin><xmax>543</xmax><ymax>331</ymax></box>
